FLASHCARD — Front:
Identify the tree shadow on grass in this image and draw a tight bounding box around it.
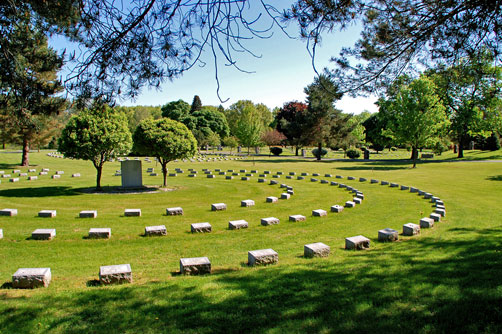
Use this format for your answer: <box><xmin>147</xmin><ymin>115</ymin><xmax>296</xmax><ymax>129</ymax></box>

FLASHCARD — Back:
<box><xmin>0</xmin><ymin>163</ymin><xmax>21</xmax><ymax>170</ymax></box>
<box><xmin>1</xmin><ymin>227</ymin><xmax>501</xmax><ymax>333</ymax></box>
<box><xmin>486</xmin><ymin>175</ymin><xmax>502</xmax><ymax>181</ymax></box>
<box><xmin>0</xmin><ymin>186</ymin><xmax>80</xmax><ymax>197</ymax></box>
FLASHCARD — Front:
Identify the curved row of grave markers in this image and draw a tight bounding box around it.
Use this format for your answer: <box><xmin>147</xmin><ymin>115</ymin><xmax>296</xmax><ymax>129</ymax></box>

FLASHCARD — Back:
<box><xmin>1</xmin><ymin>167</ymin><xmax>445</xmax><ymax>288</ymax></box>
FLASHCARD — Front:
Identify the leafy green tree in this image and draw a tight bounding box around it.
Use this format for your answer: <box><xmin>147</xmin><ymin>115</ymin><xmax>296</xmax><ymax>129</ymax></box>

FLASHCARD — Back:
<box><xmin>384</xmin><ymin>76</ymin><xmax>449</xmax><ymax>167</ymax></box>
<box><xmin>133</xmin><ymin>118</ymin><xmax>197</xmax><ymax>186</ymax></box>
<box><xmin>225</xmin><ymin>100</ymin><xmax>273</xmax><ymax>136</ymax></box>
<box><xmin>192</xmin><ymin>108</ymin><xmax>230</xmax><ymax>139</ymax></box>
<box><xmin>428</xmin><ymin>51</ymin><xmax>502</xmax><ymax>158</ymax></box>
<box><xmin>234</xmin><ymin>109</ymin><xmax>264</xmax><ymax>155</ymax></box>
<box><xmin>222</xmin><ymin>136</ymin><xmax>238</xmax><ymax>154</ymax></box>
<box><xmin>362</xmin><ymin>113</ymin><xmax>392</xmax><ymax>152</ymax></box>
<box><xmin>117</xmin><ymin>105</ymin><xmax>162</xmax><ymax>134</ymax></box>
<box><xmin>58</xmin><ymin>104</ymin><xmax>132</xmax><ymax>190</ymax></box>
<box><xmin>190</xmin><ymin>95</ymin><xmax>203</xmax><ymax>113</ymax></box>
<box><xmin>304</xmin><ymin>74</ymin><xmax>345</xmax><ymax>160</ymax></box>
<box><xmin>0</xmin><ymin>18</ymin><xmax>67</xmax><ymax>166</ymax></box>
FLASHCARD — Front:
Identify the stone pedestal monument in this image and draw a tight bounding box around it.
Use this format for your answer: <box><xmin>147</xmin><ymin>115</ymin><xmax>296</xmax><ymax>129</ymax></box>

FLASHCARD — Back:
<box><xmin>121</xmin><ymin>160</ymin><xmax>142</xmax><ymax>188</ymax></box>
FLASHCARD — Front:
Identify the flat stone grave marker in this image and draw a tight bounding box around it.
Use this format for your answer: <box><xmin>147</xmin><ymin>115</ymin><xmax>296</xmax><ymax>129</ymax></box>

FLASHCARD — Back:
<box><xmin>403</xmin><ymin>223</ymin><xmax>420</xmax><ymax>236</ymax></box>
<box><xmin>258</xmin><ymin>178</ymin><xmax>266</xmax><ymax>183</ymax></box>
<box><xmin>88</xmin><ymin>228</ymin><xmax>111</xmax><ymax>239</ymax></box>
<box><xmin>356</xmin><ymin>193</ymin><xmax>364</xmax><ymax>199</ymax></box>
<box><xmin>430</xmin><ymin>213</ymin><xmax>441</xmax><ymax>222</ymax></box>
<box><xmin>336</xmin><ymin>175</ymin><xmax>343</xmax><ymax>179</ymax></box>
<box><xmin>241</xmin><ymin>200</ymin><xmax>255</xmax><ymax>207</ymax></box>
<box><xmin>241</xmin><ymin>177</ymin><xmax>250</xmax><ymax>181</ymax></box>
<box><xmin>72</xmin><ymin>173</ymin><xmax>81</xmax><ymax>177</ymax></box>
<box><xmin>56</xmin><ymin>171</ymin><xmax>64</xmax><ymax>175</ymax></box>
<box><xmin>42</xmin><ymin>168</ymin><xmax>49</xmax><ymax>172</ymax></box>
<box><xmin>166</xmin><ymin>207</ymin><xmax>183</xmax><ymax>215</ymax></box>
<box><xmin>207</xmin><ymin>175</ymin><xmax>215</xmax><ymax>178</ymax></box>
<box><xmin>287</xmin><ymin>190</ymin><xmax>294</xmax><ymax>195</ymax></box>
<box><xmin>1</xmin><ymin>174</ymin><xmax>10</xmax><ymax>178</ymax></box>
<box><xmin>150</xmin><ymin>173</ymin><xmax>158</xmax><ymax>176</ymax></box>
<box><xmin>345</xmin><ymin>201</ymin><xmax>356</xmax><ymax>208</ymax></box>
<box><xmin>232</xmin><ymin>172</ymin><xmax>239</xmax><ymax>176</ymax></box>
<box><xmin>12</xmin><ymin>268</ymin><xmax>51</xmax><ymax>288</ymax></box>
<box><xmin>390</xmin><ymin>183</ymin><xmax>399</xmax><ymax>188</ymax></box>
<box><xmin>229</xmin><ymin>220</ymin><xmax>248</xmax><ymax>230</ymax></box>
<box><xmin>353</xmin><ymin>197</ymin><xmax>362</xmax><ymax>205</ymax></box>
<box><xmin>266</xmin><ymin>196</ymin><xmax>278</xmax><ymax>203</ymax></box>
<box><xmin>311</xmin><ymin>178</ymin><xmax>318</xmax><ymax>182</ymax></box>
<box><xmin>225</xmin><ymin>176</ymin><xmax>233</xmax><ymax>180</ymax></box>
<box><xmin>99</xmin><ymin>264</ymin><xmax>132</xmax><ymax>285</ymax></box>
<box><xmin>145</xmin><ymin>225</ymin><xmax>167</xmax><ymax>236</ymax></box>
<box><xmin>270</xmin><ymin>180</ymin><xmax>278</xmax><ymax>185</ymax></box>
<box><xmin>169</xmin><ymin>173</ymin><xmax>177</xmax><ymax>177</ymax></box>
<box><xmin>331</xmin><ymin>205</ymin><xmax>344</xmax><ymax>213</ymax></box>
<box><xmin>188</xmin><ymin>174</ymin><xmax>197</xmax><ymax>177</ymax></box>
<box><xmin>261</xmin><ymin>217</ymin><xmax>279</xmax><ymax>226</ymax></box>
<box><xmin>191</xmin><ymin>222</ymin><xmax>212</xmax><ymax>233</ymax></box>
<box><xmin>280</xmin><ymin>193</ymin><xmax>290</xmax><ymax>200</ymax></box>
<box><xmin>286</xmin><ymin>175</ymin><xmax>292</xmax><ymax>179</ymax></box>
<box><xmin>219</xmin><ymin>172</ymin><xmax>226</xmax><ymax>175</ymax></box>
<box><xmin>38</xmin><ymin>210</ymin><xmax>56</xmax><ymax>218</ymax></box>
<box><xmin>0</xmin><ymin>228</ymin><xmax>3</xmax><ymax>239</ymax></box>
<box><xmin>420</xmin><ymin>217</ymin><xmax>434</xmax><ymax>228</ymax></box>
<box><xmin>124</xmin><ymin>209</ymin><xmax>141</xmax><ymax>217</ymax></box>
<box><xmin>436</xmin><ymin>200</ymin><xmax>444</xmax><ymax>206</ymax></box>
<box><xmin>321</xmin><ymin>180</ymin><xmax>329</xmax><ymax>184</ymax></box>
<box><xmin>0</xmin><ymin>208</ymin><xmax>18</xmax><ymax>216</ymax></box>
<box><xmin>297</xmin><ymin>176</ymin><xmax>305</xmax><ymax>180</ymax></box>
<box><xmin>10</xmin><ymin>178</ymin><xmax>19</xmax><ymax>182</ymax></box>
<box><xmin>359</xmin><ymin>177</ymin><xmax>367</xmax><ymax>182</ymax></box>
<box><xmin>338</xmin><ymin>184</ymin><xmax>346</xmax><ymax>188</ymax></box>
<box><xmin>248</xmin><ymin>249</ymin><xmax>278</xmax><ymax>266</ymax></box>
<box><xmin>330</xmin><ymin>181</ymin><xmax>338</xmax><ymax>186</ymax></box>
<box><xmin>28</xmin><ymin>169</ymin><xmax>36</xmax><ymax>173</ymax></box>
<box><xmin>51</xmin><ymin>175</ymin><xmax>60</xmax><ymax>179</ymax></box>
<box><xmin>304</xmin><ymin>242</ymin><xmax>330</xmax><ymax>258</ymax></box>
<box><xmin>400</xmin><ymin>185</ymin><xmax>409</xmax><ymax>191</ymax></box>
<box><xmin>418</xmin><ymin>190</ymin><xmax>425</xmax><ymax>196</ymax></box>
<box><xmin>378</xmin><ymin>228</ymin><xmax>399</xmax><ymax>242</ymax></box>
<box><xmin>348</xmin><ymin>176</ymin><xmax>355</xmax><ymax>180</ymax></box>
<box><xmin>19</xmin><ymin>173</ymin><xmax>27</xmax><ymax>177</ymax></box>
<box><xmin>28</xmin><ymin>176</ymin><xmax>38</xmax><ymax>181</ymax></box>
<box><xmin>13</xmin><ymin>169</ymin><xmax>21</xmax><ymax>173</ymax></box>
<box><xmin>180</xmin><ymin>257</ymin><xmax>211</xmax><ymax>275</ymax></box>
<box><xmin>424</xmin><ymin>193</ymin><xmax>433</xmax><ymax>199</ymax></box>
<box><xmin>272</xmin><ymin>175</ymin><xmax>280</xmax><ymax>178</ymax></box>
<box><xmin>431</xmin><ymin>196</ymin><xmax>440</xmax><ymax>203</ymax></box>
<box><xmin>211</xmin><ymin>203</ymin><xmax>227</xmax><ymax>211</ymax></box>
<box><xmin>32</xmin><ymin>229</ymin><xmax>56</xmax><ymax>240</ymax></box>
<box><xmin>276</xmin><ymin>171</ymin><xmax>283</xmax><ymax>175</ymax></box>
<box><xmin>289</xmin><ymin>214</ymin><xmax>306</xmax><ymax>222</ymax></box>
<box><xmin>371</xmin><ymin>179</ymin><xmax>379</xmax><ymax>184</ymax></box>
<box><xmin>345</xmin><ymin>235</ymin><xmax>370</xmax><ymax>250</ymax></box>
<box><xmin>434</xmin><ymin>208</ymin><xmax>446</xmax><ymax>217</ymax></box>
<box><xmin>79</xmin><ymin>210</ymin><xmax>97</xmax><ymax>218</ymax></box>
<box><xmin>380</xmin><ymin>180</ymin><xmax>389</xmax><ymax>185</ymax></box>
<box><xmin>325</xmin><ymin>174</ymin><xmax>332</xmax><ymax>177</ymax></box>
<box><xmin>312</xmin><ymin>209</ymin><xmax>327</xmax><ymax>217</ymax></box>
<box><xmin>264</xmin><ymin>170</ymin><xmax>270</xmax><ymax>174</ymax></box>
<box><xmin>313</xmin><ymin>173</ymin><xmax>320</xmax><ymax>176</ymax></box>
<box><xmin>289</xmin><ymin>172</ymin><xmax>296</xmax><ymax>176</ymax></box>
<box><xmin>410</xmin><ymin>187</ymin><xmax>418</xmax><ymax>193</ymax></box>
<box><xmin>240</xmin><ymin>169</ymin><xmax>246</xmax><ymax>173</ymax></box>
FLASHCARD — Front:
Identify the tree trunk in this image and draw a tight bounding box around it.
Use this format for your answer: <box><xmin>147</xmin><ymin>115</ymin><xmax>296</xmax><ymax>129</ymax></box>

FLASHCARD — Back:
<box><xmin>412</xmin><ymin>147</ymin><xmax>418</xmax><ymax>168</ymax></box>
<box><xmin>247</xmin><ymin>146</ymin><xmax>250</xmax><ymax>155</ymax></box>
<box><xmin>295</xmin><ymin>146</ymin><xmax>299</xmax><ymax>156</ymax></box>
<box><xmin>457</xmin><ymin>137</ymin><xmax>465</xmax><ymax>158</ymax></box>
<box><xmin>161</xmin><ymin>161</ymin><xmax>168</xmax><ymax>187</ymax></box>
<box><xmin>317</xmin><ymin>142</ymin><xmax>322</xmax><ymax>161</ymax></box>
<box><xmin>96</xmin><ymin>165</ymin><xmax>102</xmax><ymax>190</ymax></box>
<box><xmin>21</xmin><ymin>137</ymin><xmax>30</xmax><ymax>166</ymax></box>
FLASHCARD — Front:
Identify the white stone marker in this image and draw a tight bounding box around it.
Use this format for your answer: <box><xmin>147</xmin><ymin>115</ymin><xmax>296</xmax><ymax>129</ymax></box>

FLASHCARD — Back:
<box><xmin>79</xmin><ymin>210</ymin><xmax>97</xmax><ymax>218</ymax></box>
<box><xmin>248</xmin><ymin>249</ymin><xmax>278</xmax><ymax>266</ymax></box>
<box><xmin>410</xmin><ymin>187</ymin><xmax>418</xmax><ymax>193</ymax></box>
<box><xmin>72</xmin><ymin>173</ymin><xmax>81</xmax><ymax>177</ymax></box>
<box><xmin>0</xmin><ymin>228</ymin><xmax>2</xmax><ymax>239</ymax></box>
<box><xmin>51</xmin><ymin>174</ymin><xmax>60</xmax><ymax>179</ymax></box>
<box><xmin>241</xmin><ymin>200</ymin><xmax>255</xmax><ymax>207</ymax></box>
<box><xmin>378</xmin><ymin>228</ymin><xmax>399</xmax><ymax>242</ymax></box>
<box><xmin>32</xmin><ymin>229</ymin><xmax>56</xmax><ymax>240</ymax></box>
<box><xmin>310</xmin><ymin>178</ymin><xmax>318</xmax><ymax>182</ymax></box>
<box><xmin>38</xmin><ymin>210</ymin><xmax>56</xmax><ymax>218</ymax></box>
<box><xmin>353</xmin><ymin>197</ymin><xmax>362</xmax><ymax>205</ymax></box>
<box><xmin>12</xmin><ymin>268</ymin><xmax>51</xmax><ymax>288</ymax></box>
<box><xmin>304</xmin><ymin>242</ymin><xmax>330</xmax><ymax>258</ymax></box>
<box><xmin>124</xmin><ymin>209</ymin><xmax>141</xmax><ymax>217</ymax></box>
<box><xmin>207</xmin><ymin>174</ymin><xmax>215</xmax><ymax>178</ymax></box>
<box><xmin>371</xmin><ymin>179</ymin><xmax>379</xmax><ymax>184</ymax></box>
<box><xmin>420</xmin><ymin>217</ymin><xmax>434</xmax><ymax>228</ymax></box>
<box><xmin>380</xmin><ymin>180</ymin><xmax>389</xmax><ymax>185</ymax></box>
<box><xmin>258</xmin><ymin>178</ymin><xmax>266</xmax><ymax>183</ymax></box>
<box><xmin>390</xmin><ymin>183</ymin><xmax>399</xmax><ymax>188</ymax></box>
<box><xmin>1</xmin><ymin>174</ymin><xmax>10</xmax><ymax>178</ymax></box>
<box><xmin>166</xmin><ymin>207</ymin><xmax>183</xmax><ymax>215</ymax></box>
<box><xmin>424</xmin><ymin>193</ymin><xmax>433</xmax><ymax>199</ymax></box>
<box><xmin>325</xmin><ymin>174</ymin><xmax>333</xmax><ymax>177</ymax></box>
<box><xmin>321</xmin><ymin>179</ymin><xmax>329</xmax><ymax>184</ymax></box>
<box><xmin>0</xmin><ymin>208</ymin><xmax>18</xmax><ymax>216</ymax></box>
<box><xmin>359</xmin><ymin>177</ymin><xmax>367</xmax><ymax>182</ymax></box>
<box><xmin>266</xmin><ymin>196</ymin><xmax>278</xmax><ymax>203</ymax></box>
<box><xmin>345</xmin><ymin>201</ymin><xmax>356</xmax><ymax>208</ymax></box>
<box><xmin>180</xmin><ymin>257</ymin><xmax>211</xmax><ymax>275</ymax></box>
<box><xmin>400</xmin><ymin>185</ymin><xmax>409</xmax><ymax>191</ymax></box>
<box><xmin>19</xmin><ymin>173</ymin><xmax>27</xmax><ymax>177</ymax></box>
<box><xmin>27</xmin><ymin>176</ymin><xmax>37</xmax><ymax>181</ymax></box>
<box><xmin>331</xmin><ymin>205</ymin><xmax>344</xmax><ymax>213</ymax></box>
<box><xmin>356</xmin><ymin>193</ymin><xmax>364</xmax><ymax>200</ymax></box>
<box><xmin>211</xmin><ymin>203</ymin><xmax>227</xmax><ymax>211</ymax></box>
<box><xmin>99</xmin><ymin>264</ymin><xmax>132</xmax><ymax>285</ymax></box>
<box><xmin>348</xmin><ymin>176</ymin><xmax>355</xmax><ymax>180</ymax></box>
<box><xmin>312</xmin><ymin>209</ymin><xmax>327</xmax><ymax>217</ymax></box>
<box><xmin>289</xmin><ymin>214</ymin><xmax>306</xmax><ymax>222</ymax></box>
<box><xmin>336</xmin><ymin>175</ymin><xmax>343</xmax><ymax>179</ymax></box>
<box><xmin>280</xmin><ymin>193</ymin><xmax>291</xmax><ymax>200</ymax></box>
<box><xmin>430</xmin><ymin>213</ymin><xmax>441</xmax><ymax>222</ymax></box>
<box><xmin>297</xmin><ymin>176</ymin><xmax>305</xmax><ymax>180</ymax></box>
<box><xmin>145</xmin><ymin>225</ymin><xmax>167</xmax><ymax>236</ymax></box>
<box><xmin>13</xmin><ymin>169</ymin><xmax>21</xmax><ymax>173</ymax></box>
<box><xmin>403</xmin><ymin>223</ymin><xmax>420</xmax><ymax>236</ymax></box>
<box><xmin>241</xmin><ymin>177</ymin><xmax>250</xmax><ymax>181</ymax></box>
<box><xmin>28</xmin><ymin>169</ymin><xmax>36</xmax><ymax>173</ymax></box>
<box><xmin>191</xmin><ymin>222</ymin><xmax>212</xmax><ymax>233</ymax></box>
<box><xmin>229</xmin><ymin>220</ymin><xmax>248</xmax><ymax>230</ymax></box>
<box><xmin>345</xmin><ymin>235</ymin><xmax>370</xmax><ymax>250</ymax></box>
<box><xmin>89</xmin><ymin>228</ymin><xmax>111</xmax><ymax>239</ymax></box>
<box><xmin>225</xmin><ymin>176</ymin><xmax>233</xmax><ymax>180</ymax></box>
<box><xmin>10</xmin><ymin>178</ymin><xmax>19</xmax><ymax>182</ymax></box>
<box><xmin>261</xmin><ymin>217</ymin><xmax>279</xmax><ymax>226</ymax></box>
<box><xmin>434</xmin><ymin>208</ymin><xmax>446</xmax><ymax>217</ymax></box>
<box><xmin>56</xmin><ymin>171</ymin><xmax>64</xmax><ymax>175</ymax></box>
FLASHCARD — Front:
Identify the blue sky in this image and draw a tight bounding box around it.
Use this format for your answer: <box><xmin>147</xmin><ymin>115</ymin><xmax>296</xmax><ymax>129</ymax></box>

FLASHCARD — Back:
<box><xmin>52</xmin><ymin>4</ymin><xmax>378</xmax><ymax>115</ymax></box>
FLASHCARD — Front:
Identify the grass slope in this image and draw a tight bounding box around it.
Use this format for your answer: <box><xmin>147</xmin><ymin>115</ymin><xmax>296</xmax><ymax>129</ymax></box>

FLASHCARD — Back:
<box><xmin>0</xmin><ymin>150</ymin><xmax>501</xmax><ymax>333</ymax></box>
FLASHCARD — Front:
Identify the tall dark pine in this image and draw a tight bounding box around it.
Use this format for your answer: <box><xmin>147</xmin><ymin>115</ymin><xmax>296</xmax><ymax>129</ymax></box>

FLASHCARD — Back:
<box><xmin>190</xmin><ymin>95</ymin><xmax>203</xmax><ymax>113</ymax></box>
<box><xmin>0</xmin><ymin>18</ymin><xmax>66</xmax><ymax>166</ymax></box>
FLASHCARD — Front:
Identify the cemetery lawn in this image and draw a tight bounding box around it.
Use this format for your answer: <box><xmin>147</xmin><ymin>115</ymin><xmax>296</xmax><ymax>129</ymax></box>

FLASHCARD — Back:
<box><xmin>0</xmin><ymin>151</ymin><xmax>501</xmax><ymax>334</ymax></box>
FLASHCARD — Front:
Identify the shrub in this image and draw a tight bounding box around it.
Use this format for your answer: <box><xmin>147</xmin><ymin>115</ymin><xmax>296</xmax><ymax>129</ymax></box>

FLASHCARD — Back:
<box><xmin>312</xmin><ymin>148</ymin><xmax>328</xmax><ymax>158</ymax></box>
<box><xmin>270</xmin><ymin>146</ymin><xmax>283</xmax><ymax>156</ymax></box>
<box><xmin>346</xmin><ymin>149</ymin><xmax>361</xmax><ymax>159</ymax></box>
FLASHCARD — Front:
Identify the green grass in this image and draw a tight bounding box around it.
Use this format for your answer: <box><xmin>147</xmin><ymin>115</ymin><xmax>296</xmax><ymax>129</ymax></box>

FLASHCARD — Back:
<box><xmin>0</xmin><ymin>150</ymin><xmax>501</xmax><ymax>333</ymax></box>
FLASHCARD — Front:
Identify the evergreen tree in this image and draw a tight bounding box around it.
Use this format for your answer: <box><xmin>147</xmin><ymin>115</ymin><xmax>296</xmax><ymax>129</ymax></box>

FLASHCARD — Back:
<box><xmin>190</xmin><ymin>95</ymin><xmax>203</xmax><ymax>113</ymax></box>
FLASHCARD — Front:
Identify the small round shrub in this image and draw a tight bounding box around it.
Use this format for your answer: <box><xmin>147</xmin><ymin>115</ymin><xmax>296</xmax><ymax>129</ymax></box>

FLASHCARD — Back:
<box><xmin>270</xmin><ymin>146</ymin><xmax>283</xmax><ymax>156</ymax></box>
<box><xmin>312</xmin><ymin>148</ymin><xmax>328</xmax><ymax>158</ymax></box>
<box><xmin>346</xmin><ymin>149</ymin><xmax>361</xmax><ymax>159</ymax></box>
